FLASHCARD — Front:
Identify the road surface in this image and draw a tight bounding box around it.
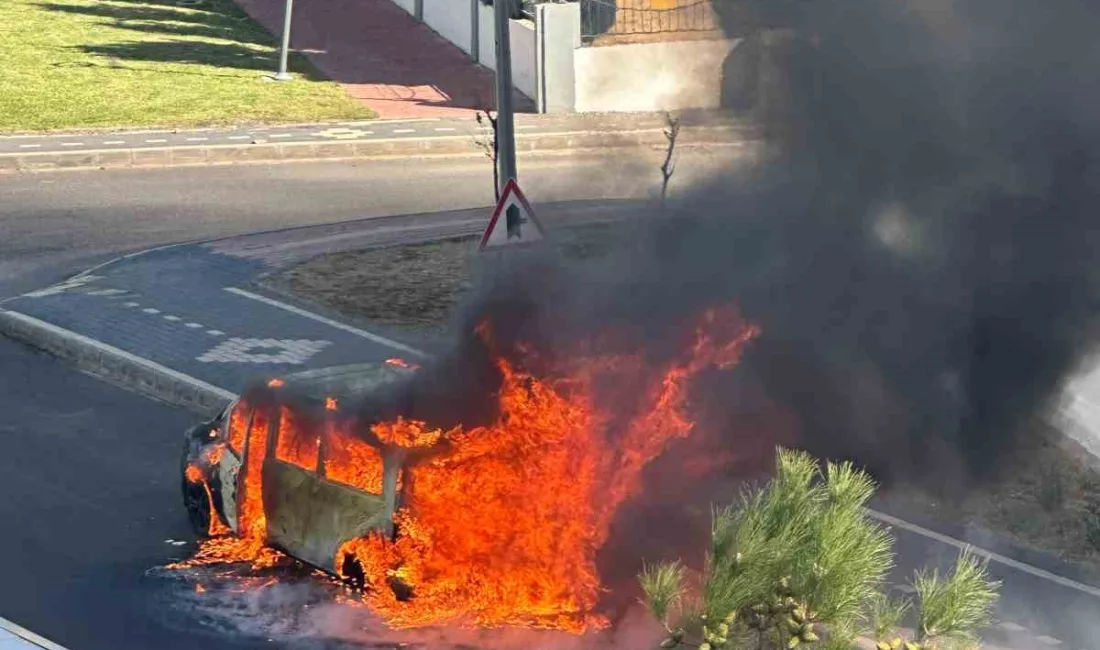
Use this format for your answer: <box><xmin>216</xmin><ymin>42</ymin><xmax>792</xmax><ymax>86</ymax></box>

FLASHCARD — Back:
<box><xmin>0</xmin><ymin>157</ymin><xmax>1096</xmax><ymax>650</ymax></box>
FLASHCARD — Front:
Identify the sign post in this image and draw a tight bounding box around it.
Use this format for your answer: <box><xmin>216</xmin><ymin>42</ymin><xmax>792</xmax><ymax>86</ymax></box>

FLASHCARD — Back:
<box><xmin>272</xmin><ymin>0</ymin><xmax>295</xmax><ymax>81</ymax></box>
<box><xmin>479</xmin><ymin>179</ymin><xmax>544</xmax><ymax>251</ymax></box>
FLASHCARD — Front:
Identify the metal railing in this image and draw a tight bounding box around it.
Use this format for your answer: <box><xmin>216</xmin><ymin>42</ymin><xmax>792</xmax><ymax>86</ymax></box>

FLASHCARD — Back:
<box><xmin>580</xmin><ymin>0</ymin><xmax>721</xmax><ymax>42</ymax></box>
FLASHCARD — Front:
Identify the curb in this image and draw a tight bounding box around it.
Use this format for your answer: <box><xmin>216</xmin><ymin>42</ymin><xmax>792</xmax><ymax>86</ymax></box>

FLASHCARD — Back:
<box><xmin>0</xmin><ymin>125</ymin><xmax>754</xmax><ymax>173</ymax></box>
<box><xmin>0</xmin><ymin>309</ymin><xmax>233</xmax><ymax>417</ymax></box>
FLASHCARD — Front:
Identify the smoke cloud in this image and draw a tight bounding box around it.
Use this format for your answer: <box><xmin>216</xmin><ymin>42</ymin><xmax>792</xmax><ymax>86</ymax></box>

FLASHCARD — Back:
<box><xmin>402</xmin><ymin>0</ymin><xmax>1100</xmax><ymax>492</ymax></box>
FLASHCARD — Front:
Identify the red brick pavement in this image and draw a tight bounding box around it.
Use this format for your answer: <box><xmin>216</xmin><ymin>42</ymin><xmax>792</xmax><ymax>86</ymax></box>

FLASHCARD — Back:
<box><xmin>234</xmin><ymin>0</ymin><xmax>525</xmax><ymax>119</ymax></box>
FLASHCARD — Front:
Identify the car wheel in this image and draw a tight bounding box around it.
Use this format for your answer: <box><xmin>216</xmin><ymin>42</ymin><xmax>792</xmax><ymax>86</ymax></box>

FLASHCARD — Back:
<box><xmin>180</xmin><ymin>440</ymin><xmax>211</xmax><ymax>538</ymax></box>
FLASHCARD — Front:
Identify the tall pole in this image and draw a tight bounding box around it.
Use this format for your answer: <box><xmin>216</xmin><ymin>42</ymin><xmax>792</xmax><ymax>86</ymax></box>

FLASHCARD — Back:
<box><xmin>273</xmin><ymin>0</ymin><xmax>295</xmax><ymax>81</ymax></box>
<box><xmin>493</xmin><ymin>0</ymin><xmax>518</xmax><ymax>193</ymax></box>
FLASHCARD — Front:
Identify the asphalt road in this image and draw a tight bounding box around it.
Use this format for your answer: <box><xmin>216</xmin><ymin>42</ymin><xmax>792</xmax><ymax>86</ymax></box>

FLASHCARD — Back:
<box><xmin>0</xmin><ymin>336</ymin><xmax>238</xmax><ymax>650</ymax></box>
<box><xmin>0</xmin><ymin>150</ymin><xmax>737</xmax><ymax>299</ymax></box>
<box><xmin>0</xmin><ymin>156</ymin><xmax>1097</xmax><ymax>650</ymax></box>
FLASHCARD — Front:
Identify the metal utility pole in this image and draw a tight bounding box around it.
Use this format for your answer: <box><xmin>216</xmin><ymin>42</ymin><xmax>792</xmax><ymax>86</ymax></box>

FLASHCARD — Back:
<box><xmin>273</xmin><ymin>0</ymin><xmax>295</xmax><ymax>81</ymax></box>
<box><xmin>492</xmin><ymin>0</ymin><xmax>518</xmax><ymax>193</ymax></box>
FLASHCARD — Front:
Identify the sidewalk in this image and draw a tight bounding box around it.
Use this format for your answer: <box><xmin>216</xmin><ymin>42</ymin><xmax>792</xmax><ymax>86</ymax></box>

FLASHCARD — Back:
<box><xmin>233</xmin><ymin>0</ymin><xmax>531</xmax><ymax>119</ymax></box>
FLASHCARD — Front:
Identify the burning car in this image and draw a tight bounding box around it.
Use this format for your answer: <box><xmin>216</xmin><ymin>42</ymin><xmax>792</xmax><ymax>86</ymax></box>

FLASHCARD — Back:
<box><xmin>176</xmin><ymin>310</ymin><xmax>761</xmax><ymax>632</ymax></box>
<box><xmin>180</xmin><ymin>360</ymin><xmax>421</xmax><ymax>583</ymax></box>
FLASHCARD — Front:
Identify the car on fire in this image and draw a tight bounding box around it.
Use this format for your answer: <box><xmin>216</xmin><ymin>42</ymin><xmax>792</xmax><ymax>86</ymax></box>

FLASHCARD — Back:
<box><xmin>180</xmin><ymin>361</ymin><xmax>423</xmax><ymax>586</ymax></box>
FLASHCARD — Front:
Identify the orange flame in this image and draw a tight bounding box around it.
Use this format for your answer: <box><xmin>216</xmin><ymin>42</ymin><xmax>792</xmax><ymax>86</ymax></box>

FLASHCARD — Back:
<box><xmin>326</xmin><ymin>397</ymin><xmax>338</xmax><ymax>411</ymax></box>
<box><xmin>386</xmin><ymin>358</ymin><xmax>421</xmax><ymax>370</ymax></box>
<box><xmin>172</xmin><ymin>306</ymin><xmax>760</xmax><ymax>631</ymax></box>
<box><xmin>268</xmin><ymin>378</ymin><xmax>285</xmax><ymax>388</ymax></box>
<box><xmin>337</xmin><ymin>307</ymin><xmax>759</xmax><ymax>632</ymax></box>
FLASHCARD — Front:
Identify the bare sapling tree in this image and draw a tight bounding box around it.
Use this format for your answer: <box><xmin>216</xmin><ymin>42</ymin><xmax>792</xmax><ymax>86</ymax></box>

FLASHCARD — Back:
<box><xmin>476</xmin><ymin>109</ymin><xmax>500</xmax><ymax>203</ymax></box>
<box><xmin>660</xmin><ymin>111</ymin><xmax>682</xmax><ymax>209</ymax></box>
<box><xmin>640</xmin><ymin>448</ymin><xmax>1001</xmax><ymax>650</ymax></box>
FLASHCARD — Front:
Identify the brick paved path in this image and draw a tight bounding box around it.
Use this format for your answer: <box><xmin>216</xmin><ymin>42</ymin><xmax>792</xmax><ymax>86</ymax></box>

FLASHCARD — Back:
<box><xmin>233</xmin><ymin>0</ymin><xmax>529</xmax><ymax>119</ymax></box>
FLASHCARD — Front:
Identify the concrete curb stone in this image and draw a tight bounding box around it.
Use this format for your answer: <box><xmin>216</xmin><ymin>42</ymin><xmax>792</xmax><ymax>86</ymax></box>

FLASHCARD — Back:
<box><xmin>0</xmin><ymin>125</ymin><xmax>755</xmax><ymax>173</ymax></box>
<box><xmin>0</xmin><ymin>309</ymin><xmax>230</xmax><ymax>417</ymax></box>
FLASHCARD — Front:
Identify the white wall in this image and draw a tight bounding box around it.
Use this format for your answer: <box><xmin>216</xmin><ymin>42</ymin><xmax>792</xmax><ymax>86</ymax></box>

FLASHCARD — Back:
<box><xmin>473</xmin><ymin>3</ymin><xmax>536</xmax><ymax>100</ymax></box>
<box><xmin>477</xmin><ymin>2</ymin><xmax>496</xmax><ymax>68</ymax></box>
<box><xmin>392</xmin><ymin>0</ymin><xmax>416</xmax><ymax>16</ymax></box>
<box><xmin>510</xmin><ymin>18</ymin><xmax>537</xmax><ymax>99</ymax></box>
<box><xmin>573</xmin><ymin>38</ymin><xmax>741</xmax><ymax>113</ymax></box>
<box><xmin>423</xmin><ymin>0</ymin><xmax>473</xmax><ymax>54</ymax></box>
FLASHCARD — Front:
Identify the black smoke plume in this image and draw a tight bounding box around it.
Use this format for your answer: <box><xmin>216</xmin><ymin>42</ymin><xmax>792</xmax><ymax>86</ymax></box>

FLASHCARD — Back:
<box><xmin>381</xmin><ymin>0</ymin><xmax>1100</xmax><ymax>493</ymax></box>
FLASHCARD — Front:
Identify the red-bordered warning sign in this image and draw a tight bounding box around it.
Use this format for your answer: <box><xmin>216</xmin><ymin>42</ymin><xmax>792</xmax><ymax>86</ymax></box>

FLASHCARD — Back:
<box><xmin>479</xmin><ymin>179</ymin><xmax>545</xmax><ymax>251</ymax></box>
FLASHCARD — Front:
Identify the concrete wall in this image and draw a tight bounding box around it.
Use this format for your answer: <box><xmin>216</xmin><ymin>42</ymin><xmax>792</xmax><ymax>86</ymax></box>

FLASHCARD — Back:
<box><xmin>474</xmin><ymin>3</ymin><xmax>537</xmax><ymax>100</ymax></box>
<box><xmin>424</xmin><ymin>0</ymin><xmax>473</xmax><ymax>53</ymax></box>
<box><xmin>535</xmin><ymin>2</ymin><xmax>581</xmax><ymax>113</ymax></box>
<box><xmin>392</xmin><ymin>0</ymin><xmax>416</xmax><ymax>17</ymax></box>
<box><xmin>573</xmin><ymin>38</ymin><xmax>741</xmax><ymax>113</ymax></box>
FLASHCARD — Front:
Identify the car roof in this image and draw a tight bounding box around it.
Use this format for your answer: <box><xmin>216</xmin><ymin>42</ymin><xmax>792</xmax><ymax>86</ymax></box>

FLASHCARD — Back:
<box><xmin>274</xmin><ymin>362</ymin><xmax>415</xmax><ymax>404</ymax></box>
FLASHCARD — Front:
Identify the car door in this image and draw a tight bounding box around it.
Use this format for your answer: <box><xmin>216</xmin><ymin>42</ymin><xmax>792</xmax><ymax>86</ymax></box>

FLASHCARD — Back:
<box><xmin>215</xmin><ymin>401</ymin><xmax>247</xmax><ymax>533</ymax></box>
<box><xmin>299</xmin><ymin>416</ymin><xmax>392</xmax><ymax>573</ymax></box>
<box><xmin>262</xmin><ymin>404</ymin><xmax>323</xmax><ymax>561</ymax></box>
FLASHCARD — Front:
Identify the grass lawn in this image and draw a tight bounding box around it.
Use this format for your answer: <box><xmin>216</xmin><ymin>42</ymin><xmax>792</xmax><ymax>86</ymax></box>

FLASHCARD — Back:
<box><xmin>0</xmin><ymin>0</ymin><xmax>372</xmax><ymax>133</ymax></box>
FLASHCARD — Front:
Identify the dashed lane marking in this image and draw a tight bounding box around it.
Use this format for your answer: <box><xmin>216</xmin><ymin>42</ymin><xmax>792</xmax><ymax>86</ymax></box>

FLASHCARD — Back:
<box><xmin>434</xmin><ymin>127</ymin><xmax>457</xmax><ymax>132</ymax></box>
<box><xmin>392</xmin><ymin>129</ymin><xmax>416</xmax><ymax>134</ymax></box>
<box><xmin>269</xmin><ymin>134</ymin><xmax>293</xmax><ymax>139</ymax></box>
<box><xmin>185</xmin><ymin>322</ymin><xmax>203</xmax><ymax>329</ymax></box>
<box><xmin>224</xmin><ymin>287</ymin><xmax>426</xmax><ymax>358</ymax></box>
<box><xmin>164</xmin><ymin>315</ymin><xmax>181</xmax><ymax>321</ymax></box>
<box><xmin>145</xmin><ymin>139</ymin><xmax>167</xmax><ymax>144</ymax></box>
<box><xmin>186</xmin><ymin>137</ymin><xmax>209</xmax><ymax>142</ymax></box>
<box><xmin>141</xmin><ymin>308</ymin><xmax>160</xmax><ymax>314</ymax></box>
<box><xmin>227</xmin><ymin>135</ymin><xmax>249</xmax><ymax>140</ymax></box>
<box><xmin>123</xmin><ymin>302</ymin><xmax>139</xmax><ymax>307</ymax></box>
<box><xmin>866</xmin><ymin>509</ymin><xmax>1100</xmax><ymax>599</ymax></box>
<box><xmin>102</xmin><ymin>140</ymin><xmax>125</xmax><ymax>145</ymax></box>
<box><xmin>61</xmin><ymin>142</ymin><xmax>84</xmax><ymax>147</ymax></box>
<box><xmin>84</xmin><ymin>289</ymin><xmax>127</xmax><ymax>296</ymax></box>
<box><xmin>18</xmin><ymin>144</ymin><xmax>41</xmax><ymax>149</ymax></box>
<box><xmin>206</xmin><ymin>329</ymin><xmax>225</xmax><ymax>336</ymax></box>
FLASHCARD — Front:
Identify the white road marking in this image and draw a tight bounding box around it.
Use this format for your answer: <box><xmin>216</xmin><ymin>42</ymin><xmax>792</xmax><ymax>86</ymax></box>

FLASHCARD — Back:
<box><xmin>998</xmin><ymin>622</ymin><xmax>1029</xmax><ymax>633</ymax></box>
<box><xmin>123</xmin><ymin>302</ymin><xmax>140</xmax><ymax>307</ymax></box>
<box><xmin>164</xmin><ymin>315</ymin><xmax>181</xmax><ymax>321</ymax></box>
<box><xmin>185</xmin><ymin>137</ymin><xmax>209</xmax><ymax>142</ymax></box>
<box><xmin>866</xmin><ymin>509</ymin><xmax>1100</xmax><ymax>599</ymax></box>
<box><xmin>22</xmin><ymin>275</ymin><xmax>101</xmax><ymax>298</ymax></box>
<box><xmin>0</xmin><ymin>310</ymin><xmax>236</xmax><ymax>401</ymax></box>
<box><xmin>145</xmin><ymin>139</ymin><xmax>167</xmax><ymax>144</ymax></box>
<box><xmin>207</xmin><ymin>329</ymin><xmax>225</xmax><ymax>336</ymax></box>
<box><xmin>1034</xmin><ymin>636</ymin><xmax>1063</xmax><ymax>646</ymax></box>
<box><xmin>18</xmin><ymin>144</ymin><xmax>41</xmax><ymax>149</ymax></box>
<box><xmin>392</xmin><ymin>129</ymin><xmax>416</xmax><ymax>134</ymax></box>
<box><xmin>227</xmin><ymin>135</ymin><xmax>249</xmax><ymax>140</ymax></box>
<box><xmin>270</xmin><ymin>134</ymin><xmax>293</xmax><ymax>139</ymax></box>
<box><xmin>84</xmin><ymin>289</ymin><xmax>127</xmax><ymax>296</ymax></box>
<box><xmin>0</xmin><ymin>614</ymin><xmax>75</xmax><ymax>650</ymax></box>
<box><xmin>433</xmin><ymin>127</ymin><xmax>457</xmax><ymax>132</ymax></box>
<box><xmin>142</xmin><ymin>308</ymin><xmax>160</xmax><ymax>314</ymax></box>
<box><xmin>197</xmin><ymin>338</ymin><xmax>332</xmax><ymax>364</ymax></box>
<box><xmin>102</xmin><ymin>140</ymin><xmax>125</xmax><ymax>145</ymax></box>
<box><xmin>61</xmin><ymin>142</ymin><xmax>84</xmax><ymax>147</ymax></box>
<box><xmin>185</xmin><ymin>322</ymin><xmax>204</xmax><ymax>329</ymax></box>
<box><xmin>224</xmin><ymin>287</ymin><xmax>427</xmax><ymax>357</ymax></box>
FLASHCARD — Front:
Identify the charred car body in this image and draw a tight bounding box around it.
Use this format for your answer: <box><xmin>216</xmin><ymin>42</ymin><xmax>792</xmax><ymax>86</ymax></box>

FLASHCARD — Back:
<box><xmin>180</xmin><ymin>362</ymin><xmax>424</xmax><ymax>585</ymax></box>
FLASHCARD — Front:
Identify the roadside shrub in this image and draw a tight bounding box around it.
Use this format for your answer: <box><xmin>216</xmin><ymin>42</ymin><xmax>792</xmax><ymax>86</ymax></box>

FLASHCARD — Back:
<box><xmin>640</xmin><ymin>447</ymin><xmax>1001</xmax><ymax>650</ymax></box>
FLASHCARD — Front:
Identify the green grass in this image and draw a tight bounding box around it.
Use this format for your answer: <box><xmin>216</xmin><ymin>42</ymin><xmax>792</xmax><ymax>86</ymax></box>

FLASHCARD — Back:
<box><xmin>0</xmin><ymin>0</ymin><xmax>373</xmax><ymax>132</ymax></box>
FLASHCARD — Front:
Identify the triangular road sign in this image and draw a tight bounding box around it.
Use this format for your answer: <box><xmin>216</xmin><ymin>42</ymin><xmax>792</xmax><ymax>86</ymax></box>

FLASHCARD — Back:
<box><xmin>479</xmin><ymin>179</ymin><xmax>545</xmax><ymax>251</ymax></box>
